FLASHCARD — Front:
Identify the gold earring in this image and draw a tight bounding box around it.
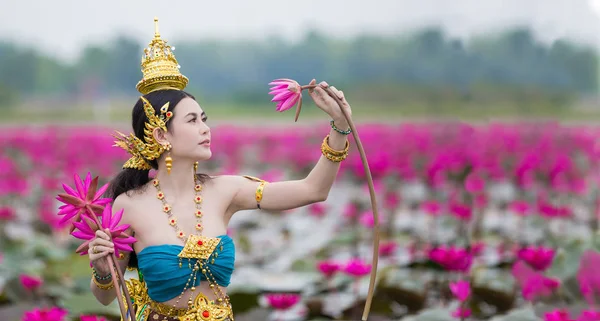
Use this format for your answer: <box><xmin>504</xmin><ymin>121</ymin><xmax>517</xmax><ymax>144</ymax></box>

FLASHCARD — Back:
<box><xmin>165</xmin><ymin>143</ymin><xmax>172</xmax><ymax>174</ymax></box>
<box><xmin>194</xmin><ymin>162</ymin><xmax>198</xmax><ymax>172</ymax></box>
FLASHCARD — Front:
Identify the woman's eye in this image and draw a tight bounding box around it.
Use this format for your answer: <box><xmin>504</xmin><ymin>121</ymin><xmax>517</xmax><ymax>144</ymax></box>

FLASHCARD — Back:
<box><xmin>189</xmin><ymin>118</ymin><xmax>197</xmax><ymax>123</ymax></box>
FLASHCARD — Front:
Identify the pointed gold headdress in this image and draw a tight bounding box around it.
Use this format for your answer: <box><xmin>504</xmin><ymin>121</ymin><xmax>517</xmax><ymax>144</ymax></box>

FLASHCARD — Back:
<box><xmin>136</xmin><ymin>17</ymin><xmax>188</xmax><ymax>94</ymax></box>
<box><xmin>113</xmin><ymin>18</ymin><xmax>182</xmax><ymax>170</ymax></box>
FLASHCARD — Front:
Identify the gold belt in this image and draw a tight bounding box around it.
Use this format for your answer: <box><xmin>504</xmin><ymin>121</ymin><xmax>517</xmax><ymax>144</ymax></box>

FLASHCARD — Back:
<box><xmin>122</xmin><ymin>279</ymin><xmax>233</xmax><ymax>321</ymax></box>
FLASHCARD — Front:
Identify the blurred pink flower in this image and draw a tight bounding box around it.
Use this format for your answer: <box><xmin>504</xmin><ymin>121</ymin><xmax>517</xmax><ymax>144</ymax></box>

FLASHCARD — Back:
<box><xmin>421</xmin><ymin>200</ymin><xmax>443</xmax><ymax>216</ymax></box>
<box><xmin>265</xmin><ymin>293</ymin><xmax>301</xmax><ymax>310</ymax></box>
<box><xmin>268</xmin><ymin>79</ymin><xmax>302</xmax><ymax>112</ymax></box>
<box><xmin>71</xmin><ymin>203</ymin><xmax>136</xmax><ymax>257</ymax></box>
<box><xmin>384</xmin><ymin>191</ymin><xmax>400</xmax><ymax>209</ymax></box>
<box><xmin>22</xmin><ymin>307</ymin><xmax>68</xmax><ymax>321</ymax></box>
<box><xmin>379</xmin><ymin>241</ymin><xmax>397</xmax><ymax>257</ymax></box>
<box><xmin>465</xmin><ymin>172</ymin><xmax>485</xmax><ymax>193</ymax></box>
<box><xmin>451</xmin><ymin>307</ymin><xmax>471</xmax><ymax>319</ymax></box>
<box><xmin>577</xmin><ymin>310</ymin><xmax>600</xmax><ymax>321</ymax></box>
<box><xmin>509</xmin><ymin>200</ymin><xmax>531</xmax><ymax>216</ymax></box>
<box><xmin>428</xmin><ymin>246</ymin><xmax>473</xmax><ymax>273</ymax></box>
<box><xmin>449</xmin><ymin>280</ymin><xmax>471</xmax><ymax>302</ymax></box>
<box><xmin>512</xmin><ymin>260</ymin><xmax>560</xmax><ymax>301</ymax></box>
<box><xmin>470</xmin><ymin>241</ymin><xmax>486</xmax><ymax>256</ymax></box>
<box><xmin>0</xmin><ymin>206</ymin><xmax>15</xmax><ymax>220</ymax></box>
<box><xmin>449</xmin><ymin>202</ymin><xmax>472</xmax><ymax>221</ymax></box>
<box><xmin>317</xmin><ymin>260</ymin><xmax>341</xmax><ymax>278</ymax></box>
<box><xmin>359</xmin><ymin>210</ymin><xmax>375</xmax><ymax>228</ymax></box>
<box><xmin>343</xmin><ymin>202</ymin><xmax>359</xmax><ymax>220</ymax></box>
<box><xmin>343</xmin><ymin>258</ymin><xmax>372</xmax><ymax>277</ymax></box>
<box><xmin>308</xmin><ymin>203</ymin><xmax>327</xmax><ymax>218</ymax></box>
<box><xmin>544</xmin><ymin>309</ymin><xmax>573</xmax><ymax>321</ymax></box>
<box><xmin>517</xmin><ymin>246</ymin><xmax>555</xmax><ymax>271</ymax></box>
<box><xmin>19</xmin><ymin>274</ymin><xmax>43</xmax><ymax>291</ymax></box>
<box><xmin>577</xmin><ymin>250</ymin><xmax>600</xmax><ymax>306</ymax></box>
<box><xmin>56</xmin><ymin>172</ymin><xmax>112</xmax><ymax>231</ymax></box>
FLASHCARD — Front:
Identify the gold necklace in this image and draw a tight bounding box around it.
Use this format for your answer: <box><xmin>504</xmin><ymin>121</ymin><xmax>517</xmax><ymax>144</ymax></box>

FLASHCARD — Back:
<box><xmin>152</xmin><ymin>177</ymin><xmax>204</xmax><ymax>239</ymax></box>
<box><xmin>152</xmin><ymin>175</ymin><xmax>234</xmax><ymax>320</ymax></box>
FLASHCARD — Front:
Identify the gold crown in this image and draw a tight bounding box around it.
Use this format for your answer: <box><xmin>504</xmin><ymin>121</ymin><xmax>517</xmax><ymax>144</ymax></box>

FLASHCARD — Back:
<box><xmin>136</xmin><ymin>17</ymin><xmax>189</xmax><ymax>95</ymax></box>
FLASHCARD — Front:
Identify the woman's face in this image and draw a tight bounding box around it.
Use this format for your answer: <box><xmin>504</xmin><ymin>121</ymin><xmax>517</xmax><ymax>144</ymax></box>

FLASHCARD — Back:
<box><xmin>164</xmin><ymin>97</ymin><xmax>211</xmax><ymax>161</ymax></box>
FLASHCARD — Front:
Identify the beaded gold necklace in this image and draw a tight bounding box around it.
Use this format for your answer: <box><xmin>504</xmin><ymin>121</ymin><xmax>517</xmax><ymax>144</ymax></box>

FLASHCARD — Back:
<box><xmin>152</xmin><ymin>176</ymin><xmax>233</xmax><ymax>321</ymax></box>
<box><xmin>153</xmin><ymin>177</ymin><xmax>204</xmax><ymax>238</ymax></box>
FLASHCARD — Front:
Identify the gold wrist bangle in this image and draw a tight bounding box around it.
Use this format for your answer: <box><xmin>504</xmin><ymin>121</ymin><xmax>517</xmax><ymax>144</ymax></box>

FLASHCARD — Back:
<box><xmin>321</xmin><ymin>136</ymin><xmax>348</xmax><ymax>162</ymax></box>
<box><xmin>322</xmin><ymin>135</ymin><xmax>349</xmax><ymax>156</ymax></box>
<box><xmin>255</xmin><ymin>181</ymin><xmax>267</xmax><ymax>209</ymax></box>
<box><xmin>92</xmin><ymin>275</ymin><xmax>115</xmax><ymax>290</ymax></box>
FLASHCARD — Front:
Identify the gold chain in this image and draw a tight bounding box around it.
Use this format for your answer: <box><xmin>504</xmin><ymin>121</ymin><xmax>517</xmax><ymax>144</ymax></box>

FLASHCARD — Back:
<box><xmin>151</xmin><ymin>175</ymin><xmax>233</xmax><ymax>320</ymax></box>
<box><xmin>152</xmin><ymin>177</ymin><xmax>204</xmax><ymax>239</ymax></box>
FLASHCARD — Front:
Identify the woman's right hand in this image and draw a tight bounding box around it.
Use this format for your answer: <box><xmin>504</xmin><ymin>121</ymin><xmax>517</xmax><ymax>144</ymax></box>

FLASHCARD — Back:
<box><xmin>88</xmin><ymin>229</ymin><xmax>115</xmax><ymax>276</ymax></box>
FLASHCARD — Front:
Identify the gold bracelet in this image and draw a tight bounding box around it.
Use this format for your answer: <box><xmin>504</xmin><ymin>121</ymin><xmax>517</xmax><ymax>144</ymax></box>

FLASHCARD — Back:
<box><xmin>321</xmin><ymin>135</ymin><xmax>349</xmax><ymax>156</ymax></box>
<box><xmin>92</xmin><ymin>275</ymin><xmax>115</xmax><ymax>290</ymax></box>
<box><xmin>255</xmin><ymin>181</ymin><xmax>267</xmax><ymax>209</ymax></box>
<box><xmin>321</xmin><ymin>135</ymin><xmax>348</xmax><ymax>162</ymax></box>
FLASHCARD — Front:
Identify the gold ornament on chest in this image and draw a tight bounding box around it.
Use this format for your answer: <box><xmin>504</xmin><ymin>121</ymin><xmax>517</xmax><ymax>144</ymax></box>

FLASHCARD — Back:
<box><xmin>178</xmin><ymin>234</ymin><xmax>221</xmax><ymax>260</ymax></box>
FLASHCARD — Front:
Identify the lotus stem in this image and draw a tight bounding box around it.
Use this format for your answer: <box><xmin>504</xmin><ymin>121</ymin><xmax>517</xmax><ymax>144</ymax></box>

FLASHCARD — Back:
<box><xmin>318</xmin><ymin>86</ymin><xmax>380</xmax><ymax>321</ymax></box>
<box><xmin>85</xmin><ymin>204</ymin><xmax>136</xmax><ymax>321</ymax></box>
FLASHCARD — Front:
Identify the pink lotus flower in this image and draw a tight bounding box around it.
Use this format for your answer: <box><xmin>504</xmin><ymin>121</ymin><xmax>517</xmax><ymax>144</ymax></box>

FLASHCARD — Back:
<box><xmin>449</xmin><ymin>202</ymin><xmax>472</xmax><ymax>221</ymax></box>
<box><xmin>578</xmin><ymin>310</ymin><xmax>600</xmax><ymax>321</ymax></box>
<box><xmin>20</xmin><ymin>274</ymin><xmax>43</xmax><ymax>291</ymax></box>
<box><xmin>449</xmin><ymin>280</ymin><xmax>470</xmax><ymax>302</ymax></box>
<box><xmin>343</xmin><ymin>202</ymin><xmax>359</xmax><ymax>219</ymax></box>
<box><xmin>268</xmin><ymin>79</ymin><xmax>302</xmax><ymax>117</ymax></box>
<box><xmin>428</xmin><ymin>245</ymin><xmax>473</xmax><ymax>273</ymax></box>
<box><xmin>56</xmin><ymin>172</ymin><xmax>112</xmax><ymax>231</ymax></box>
<box><xmin>465</xmin><ymin>172</ymin><xmax>485</xmax><ymax>193</ymax></box>
<box><xmin>517</xmin><ymin>246</ymin><xmax>555</xmax><ymax>271</ymax></box>
<box><xmin>544</xmin><ymin>309</ymin><xmax>573</xmax><ymax>321</ymax></box>
<box><xmin>265</xmin><ymin>293</ymin><xmax>301</xmax><ymax>310</ymax></box>
<box><xmin>343</xmin><ymin>258</ymin><xmax>372</xmax><ymax>277</ymax></box>
<box><xmin>359</xmin><ymin>210</ymin><xmax>375</xmax><ymax>228</ymax></box>
<box><xmin>577</xmin><ymin>250</ymin><xmax>600</xmax><ymax>306</ymax></box>
<box><xmin>0</xmin><ymin>206</ymin><xmax>15</xmax><ymax>220</ymax></box>
<box><xmin>384</xmin><ymin>191</ymin><xmax>400</xmax><ymax>209</ymax></box>
<box><xmin>421</xmin><ymin>200</ymin><xmax>443</xmax><ymax>216</ymax></box>
<box><xmin>451</xmin><ymin>307</ymin><xmax>471</xmax><ymax>319</ymax></box>
<box><xmin>80</xmin><ymin>315</ymin><xmax>108</xmax><ymax>321</ymax></box>
<box><xmin>308</xmin><ymin>203</ymin><xmax>327</xmax><ymax>218</ymax></box>
<box><xmin>22</xmin><ymin>307</ymin><xmax>68</xmax><ymax>321</ymax></box>
<box><xmin>379</xmin><ymin>240</ymin><xmax>397</xmax><ymax>257</ymax></box>
<box><xmin>317</xmin><ymin>260</ymin><xmax>341</xmax><ymax>278</ymax></box>
<box><xmin>509</xmin><ymin>200</ymin><xmax>531</xmax><ymax>216</ymax></box>
<box><xmin>512</xmin><ymin>260</ymin><xmax>560</xmax><ymax>301</ymax></box>
<box><xmin>71</xmin><ymin>203</ymin><xmax>135</xmax><ymax>257</ymax></box>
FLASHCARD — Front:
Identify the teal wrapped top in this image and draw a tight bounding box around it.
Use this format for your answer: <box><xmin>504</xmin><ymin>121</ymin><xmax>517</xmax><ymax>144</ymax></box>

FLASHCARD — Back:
<box><xmin>137</xmin><ymin>234</ymin><xmax>235</xmax><ymax>302</ymax></box>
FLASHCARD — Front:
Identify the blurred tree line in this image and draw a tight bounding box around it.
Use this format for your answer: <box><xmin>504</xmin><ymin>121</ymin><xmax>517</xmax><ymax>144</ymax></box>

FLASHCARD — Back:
<box><xmin>0</xmin><ymin>27</ymin><xmax>596</xmax><ymax>107</ymax></box>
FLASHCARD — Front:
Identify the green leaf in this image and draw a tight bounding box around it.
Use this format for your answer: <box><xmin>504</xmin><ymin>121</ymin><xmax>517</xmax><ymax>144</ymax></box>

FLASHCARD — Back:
<box><xmin>500</xmin><ymin>307</ymin><xmax>542</xmax><ymax>321</ymax></box>
<box><xmin>61</xmin><ymin>291</ymin><xmax>120</xmax><ymax>318</ymax></box>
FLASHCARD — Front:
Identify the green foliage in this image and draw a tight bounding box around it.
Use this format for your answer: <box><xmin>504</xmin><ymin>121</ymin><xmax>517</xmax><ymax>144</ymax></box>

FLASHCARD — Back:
<box><xmin>0</xmin><ymin>27</ymin><xmax>596</xmax><ymax>104</ymax></box>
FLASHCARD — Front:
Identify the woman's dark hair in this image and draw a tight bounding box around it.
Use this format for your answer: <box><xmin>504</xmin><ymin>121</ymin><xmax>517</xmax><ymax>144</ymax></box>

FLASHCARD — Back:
<box><xmin>105</xmin><ymin>89</ymin><xmax>210</xmax><ymax>268</ymax></box>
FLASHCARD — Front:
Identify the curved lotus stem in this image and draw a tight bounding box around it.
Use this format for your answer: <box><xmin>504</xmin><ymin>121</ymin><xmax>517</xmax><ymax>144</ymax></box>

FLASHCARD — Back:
<box><xmin>298</xmin><ymin>84</ymin><xmax>380</xmax><ymax>321</ymax></box>
<box><xmin>85</xmin><ymin>204</ymin><xmax>136</xmax><ymax>321</ymax></box>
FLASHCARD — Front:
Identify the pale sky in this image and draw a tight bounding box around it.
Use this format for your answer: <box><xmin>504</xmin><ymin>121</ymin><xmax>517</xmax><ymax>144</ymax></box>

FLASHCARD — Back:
<box><xmin>2</xmin><ymin>0</ymin><xmax>600</xmax><ymax>62</ymax></box>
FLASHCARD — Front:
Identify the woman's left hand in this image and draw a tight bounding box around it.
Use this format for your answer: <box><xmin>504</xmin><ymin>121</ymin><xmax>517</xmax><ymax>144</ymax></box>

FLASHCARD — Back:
<box><xmin>307</xmin><ymin>79</ymin><xmax>352</xmax><ymax>128</ymax></box>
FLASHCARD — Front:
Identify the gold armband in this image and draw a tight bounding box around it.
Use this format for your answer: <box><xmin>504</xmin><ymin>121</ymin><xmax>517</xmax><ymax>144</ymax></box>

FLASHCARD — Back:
<box><xmin>92</xmin><ymin>275</ymin><xmax>115</xmax><ymax>290</ymax></box>
<box><xmin>321</xmin><ymin>135</ymin><xmax>349</xmax><ymax>162</ymax></box>
<box><xmin>243</xmin><ymin>175</ymin><xmax>269</xmax><ymax>209</ymax></box>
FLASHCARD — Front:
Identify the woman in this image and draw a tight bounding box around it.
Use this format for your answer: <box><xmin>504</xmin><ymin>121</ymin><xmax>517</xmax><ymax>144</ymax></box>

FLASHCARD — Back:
<box><xmin>87</xmin><ymin>19</ymin><xmax>352</xmax><ymax>321</ymax></box>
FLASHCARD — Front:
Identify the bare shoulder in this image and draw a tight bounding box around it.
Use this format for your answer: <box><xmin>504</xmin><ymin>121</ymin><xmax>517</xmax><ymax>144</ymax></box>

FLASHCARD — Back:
<box><xmin>111</xmin><ymin>187</ymin><xmax>150</xmax><ymax>226</ymax></box>
<box><xmin>210</xmin><ymin>175</ymin><xmax>241</xmax><ymax>193</ymax></box>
